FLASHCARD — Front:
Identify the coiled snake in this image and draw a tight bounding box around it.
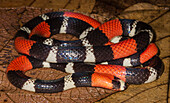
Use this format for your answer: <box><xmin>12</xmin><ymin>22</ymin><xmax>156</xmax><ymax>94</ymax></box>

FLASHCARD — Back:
<box><xmin>7</xmin><ymin>12</ymin><xmax>164</xmax><ymax>93</ymax></box>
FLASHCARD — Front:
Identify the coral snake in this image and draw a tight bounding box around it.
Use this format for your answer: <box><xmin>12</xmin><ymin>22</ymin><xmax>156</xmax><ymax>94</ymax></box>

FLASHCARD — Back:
<box><xmin>7</xmin><ymin>12</ymin><xmax>164</xmax><ymax>93</ymax></box>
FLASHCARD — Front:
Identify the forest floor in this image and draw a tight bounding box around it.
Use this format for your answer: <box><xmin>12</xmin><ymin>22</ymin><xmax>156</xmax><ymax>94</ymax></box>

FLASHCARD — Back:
<box><xmin>0</xmin><ymin>0</ymin><xmax>169</xmax><ymax>103</ymax></box>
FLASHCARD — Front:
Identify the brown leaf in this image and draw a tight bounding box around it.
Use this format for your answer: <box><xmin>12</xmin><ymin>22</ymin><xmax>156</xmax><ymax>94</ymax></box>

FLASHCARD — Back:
<box><xmin>118</xmin><ymin>3</ymin><xmax>169</xmax><ymax>22</ymax></box>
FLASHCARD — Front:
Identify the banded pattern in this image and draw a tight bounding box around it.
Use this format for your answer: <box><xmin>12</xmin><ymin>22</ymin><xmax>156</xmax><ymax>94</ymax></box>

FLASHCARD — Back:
<box><xmin>7</xmin><ymin>12</ymin><xmax>164</xmax><ymax>93</ymax></box>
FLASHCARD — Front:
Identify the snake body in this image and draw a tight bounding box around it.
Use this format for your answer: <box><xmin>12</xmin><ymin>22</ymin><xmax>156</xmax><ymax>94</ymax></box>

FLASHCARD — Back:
<box><xmin>7</xmin><ymin>12</ymin><xmax>164</xmax><ymax>93</ymax></box>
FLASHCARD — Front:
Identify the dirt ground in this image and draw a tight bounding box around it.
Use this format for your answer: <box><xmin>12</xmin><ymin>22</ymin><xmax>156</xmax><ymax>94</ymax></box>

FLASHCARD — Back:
<box><xmin>0</xmin><ymin>0</ymin><xmax>169</xmax><ymax>103</ymax></box>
